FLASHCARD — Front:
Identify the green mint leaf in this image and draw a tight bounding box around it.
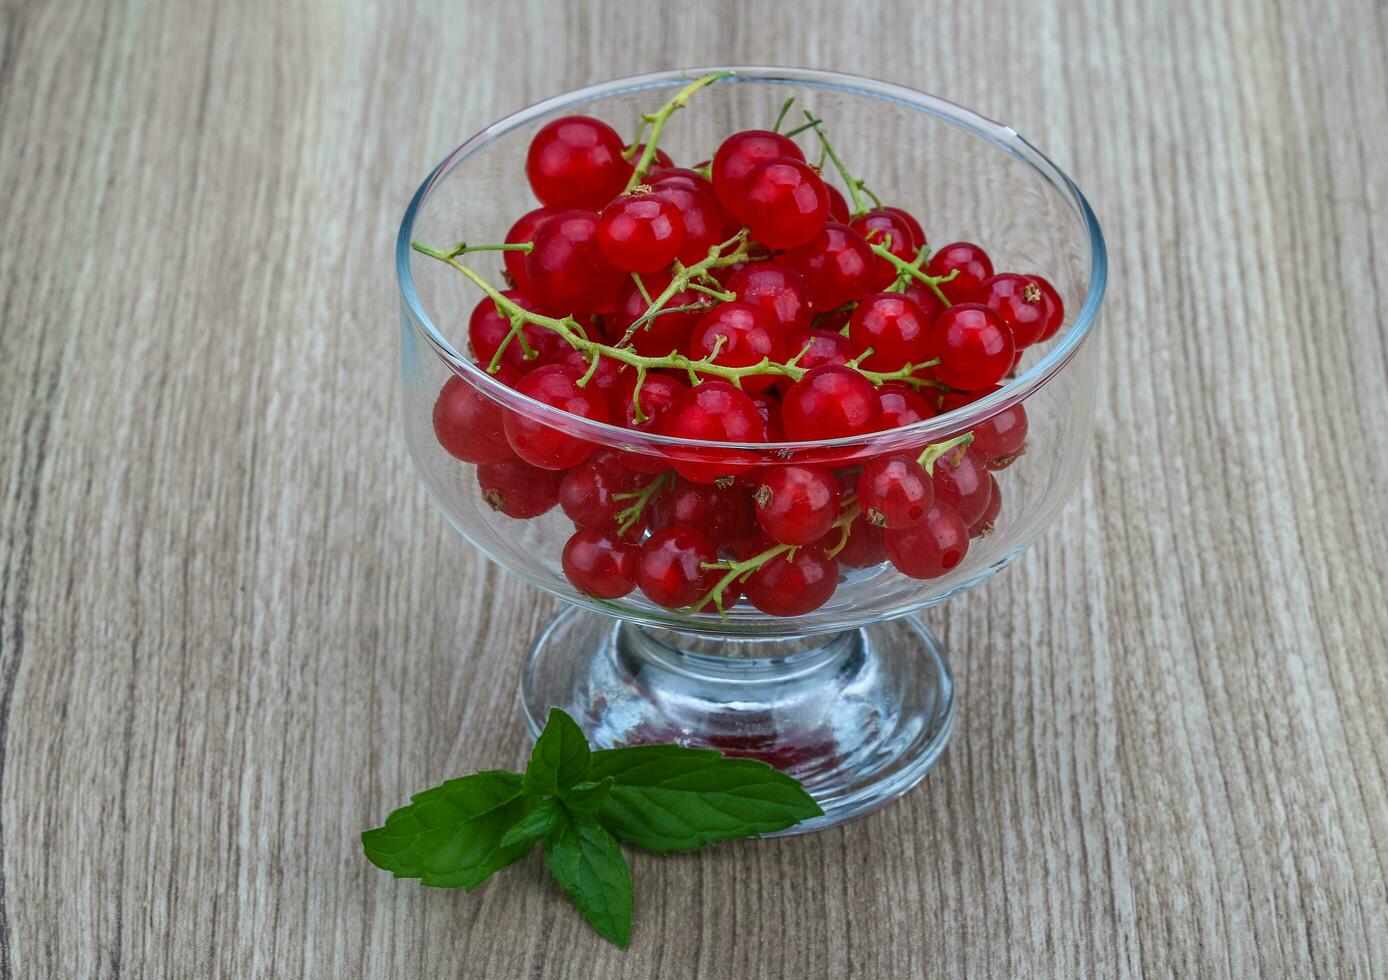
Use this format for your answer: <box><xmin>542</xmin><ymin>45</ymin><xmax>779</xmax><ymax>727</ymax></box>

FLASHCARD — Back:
<box><xmin>524</xmin><ymin>708</ymin><xmax>592</xmax><ymax>797</ymax></box>
<box><xmin>544</xmin><ymin>810</ymin><xmax>633</xmax><ymax>948</ymax></box>
<box><xmin>362</xmin><ymin>770</ymin><xmax>536</xmax><ymax>889</ymax></box>
<box><xmin>588</xmin><ymin>745</ymin><xmax>824</xmax><ymax>853</ymax></box>
<box><xmin>561</xmin><ymin>777</ymin><xmax>614</xmax><ymax>816</ymax></box>
<box><xmin>498</xmin><ymin>798</ymin><xmax>562</xmax><ymax>849</ymax></box>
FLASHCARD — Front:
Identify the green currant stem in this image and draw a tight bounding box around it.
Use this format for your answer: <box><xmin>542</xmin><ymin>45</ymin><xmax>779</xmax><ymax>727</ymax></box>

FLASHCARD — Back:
<box><xmin>412</xmin><ymin>243</ymin><xmax>940</xmax><ymax>390</ymax></box>
<box><xmin>883</xmin><ymin>247</ymin><xmax>931</xmax><ymax>294</ymax></box>
<box><xmin>616</xmin><ymin>231</ymin><xmax>752</xmax><ymax>344</ymax></box>
<box><xmin>918</xmin><ymin>432</ymin><xmax>974</xmax><ymax>474</ymax></box>
<box><xmin>622</xmin><ymin>119</ymin><xmax>653</xmax><ymax>161</ymax></box>
<box><xmin>803</xmin><ymin>113</ymin><xmax>882</xmax><ymax>215</ymax></box>
<box><xmin>869</xmin><ymin>243</ymin><xmax>957</xmax><ymax>307</ymax></box>
<box><xmin>612</xmin><ymin>472</ymin><xmax>670</xmax><ymax>534</ymax></box>
<box><xmin>783</xmin><ymin>115</ymin><xmax>823</xmax><ymax>138</ymax></box>
<box><xmin>686</xmin><ymin>281</ymin><xmax>736</xmax><ymax>302</ymax></box>
<box><xmin>692</xmin><ymin>494</ymin><xmax>864</xmax><ymax>614</ymax></box>
<box><xmin>692</xmin><ymin>542</ymin><xmax>794</xmax><ymax>615</ymax></box>
<box><xmin>845</xmin><ymin>347</ymin><xmax>875</xmax><ymax>369</ymax></box>
<box><xmin>631</xmin><ymin>273</ymin><xmax>655</xmax><ymax>305</ymax></box>
<box><xmin>486</xmin><ymin>312</ymin><xmax>538</xmax><ymax>372</ymax></box>
<box><xmin>443</xmin><ymin>241</ymin><xmax>533</xmax><ymax>258</ymax></box>
<box><xmin>624</xmin><ymin>71</ymin><xmax>733</xmax><ymax>191</ymax></box>
<box><xmin>643</xmin><ymin>301</ymin><xmax>715</xmax><ymax>320</ymax></box>
<box><xmin>772</xmin><ymin>97</ymin><xmax>795</xmax><ymax>133</ymax></box>
<box><xmin>823</xmin><ymin>499</ymin><xmax>864</xmax><ymax>559</ymax></box>
<box><xmin>785</xmin><ymin>338</ymin><xmax>814</xmax><ymax>367</ymax></box>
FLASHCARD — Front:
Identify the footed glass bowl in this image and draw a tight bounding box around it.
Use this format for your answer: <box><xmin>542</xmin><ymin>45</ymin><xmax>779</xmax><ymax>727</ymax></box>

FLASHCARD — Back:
<box><xmin>397</xmin><ymin>67</ymin><xmax>1106</xmax><ymax>832</ymax></box>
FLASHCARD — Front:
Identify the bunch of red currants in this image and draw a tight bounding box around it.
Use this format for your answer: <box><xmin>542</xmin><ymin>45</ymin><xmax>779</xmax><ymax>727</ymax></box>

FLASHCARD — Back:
<box><xmin>422</xmin><ymin>76</ymin><xmax>1060</xmax><ymax>618</ymax></box>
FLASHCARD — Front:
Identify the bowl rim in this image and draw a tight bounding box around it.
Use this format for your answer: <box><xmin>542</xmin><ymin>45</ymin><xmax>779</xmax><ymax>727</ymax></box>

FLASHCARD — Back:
<box><xmin>397</xmin><ymin>65</ymin><xmax>1108</xmax><ymax>451</ymax></box>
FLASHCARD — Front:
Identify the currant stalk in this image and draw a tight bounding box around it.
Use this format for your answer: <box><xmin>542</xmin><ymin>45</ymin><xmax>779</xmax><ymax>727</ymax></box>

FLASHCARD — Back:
<box><xmin>801</xmin><ymin>112</ymin><xmax>882</xmax><ymax>216</ymax></box>
<box><xmin>612</xmin><ymin>471</ymin><xmax>671</xmax><ymax>535</ymax></box>
<box><xmin>822</xmin><ymin>497</ymin><xmax>864</xmax><ymax>559</ymax></box>
<box><xmin>918</xmin><ymin>432</ymin><xmax>974</xmax><ymax>474</ymax></box>
<box><xmin>870</xmin><ymin>243</ymin><xmax>957</xmax><ymax>307</ymax></box>
<box><xmin>413</xmin><ymin>242</ymin><xmax>941</xmax><ymax>396</ymax></box>
<box><xmin>691</xmin><ymin>541</ymin><xmax>794</xmax><ymax>615</ymax></box>
<box><xmin>692</xmin><ymin>492</ymin><xmax>866</xmax><ymax>614</ymax></box>
<box><xmin>882</xmin><ymin>245</ymin><xmax>930</xmax><ymax>294</ymax></box>
<box><xmin>616</xmin><ymin>230</ymin><xmax>755</xmax><ymax>344</ymax></box>
<box><xmin>771</xmin><ymin>97</ymin><xmax>796</xmax><ymax>133</ymax></box>
<box><xmin>623</xmin><ymin>71</ymin><xmax>734</xmax><ymax>191</ymax></box>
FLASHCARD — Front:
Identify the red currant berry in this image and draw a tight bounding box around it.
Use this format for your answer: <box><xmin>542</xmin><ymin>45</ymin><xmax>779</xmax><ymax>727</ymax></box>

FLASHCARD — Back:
<box><xmin>875</xmin><ymin>382</ymin><xmax>935</xmax><ymax>430</ymax></box>
<box><xmin>781</xmin><ymin>366</ymin><xmax>881</xmax><ymax>440</ymax></box>
<box><xmin>525</xmin><ymin>116</ymin><xmax>632</xmax><ymax>210</ymax></box>
<box><xmin>857</xmin><ymin>455</ymin><xmax>933</xmax><ymax>528</ymax></box>
<box><xmin>467</xmin><ymin>291</ymin><xmax>557</xmax><ymax>370</ymax></box>
<box><xmin>884</xmin><ymin>503</ymin><xmax>969</xmax><ymax>578</ymax></box>
<box><xmin>926</xmin><ymin>242</ymin><xmax>993</xmax><ymax>303</ymax></box>
<box><xmin>753</xmin><ymin>466</ymin><xmax>841</xmax><ymax>544</ymax></box>
<box><xmin>477</xmin><ymin>458</ymin><xmax>563</xmax><ymax>518</ymax></box>
<box><xmin>847</xmin><ymin>292</ymin><xmax>933</xmax><ymax>370</ymax></box>
<box><xmin>649</xmin><ymin>478</ymin><xmax>757</xmax><ymax>545</ymax></box>
<box><xmin>646</xmin><ymin>166</ymin><xmax>714</xmax><ymax>197</ymax></box>
<box><xmin>1031</xmin><ymin>274</ymin><xmax>1065</xmax><ymax>342</ymax></box>
<box><xmin>606</xmin><ymin>273</ymin><xmax>705</xmax><ymax>357</ymax></box>
<box><xmin>936</xmin><ymin>388</ymin><xmax>985</xmax><ymax>413</ymax></box>
<box><xmin>636</xmin><ymin>526</ymin><xmax>720</xmax><ymax>608</ymax></box>
<box><xmin>882</xmin><ymin>206</ymin><xmax>926</xmax><ymax>247</ymax></box>
<box><xmin>825</xmin><ymin>184</ymin><xmax>851</xmax><ymax>222</ymax></box>
<box><xmin>851</xmin><ymin>209</ymin><xmax>920</xmax><ymax>289</ymax></box>
<box><xmin>432</xmin><ymin>376</ymin><xmax>513</xmax><ymax>464</ymax></box>
<box><xmin>977</xmin><ymin>273</ymin><xmax>1048</xmax><ymax>348</ymax></box>
<box><xmin>647</xmin><ymin>180</ymin><xmax>731</xmax><ymax>265</ymax></box>
<box><xmin>930</xmin><ymin>447</ymin><xmax>993</xmax><ymax>526</ymax></box>
<box><xmin>739</xmin><ymin>157</ymin><xmax>830</xmax><ymax>249</ymax></box>
<box><xmin>929</xmin><ymin>304</ymin><xmax>1016</xmax><ymax>391</ymax></box>
<box><xmin>687</xmin><ymin>302</ymin><xmax>786</xmax><ymax>393</ymax></box>
<box><xmin>968</xmin><ymin>475</ymin><xmax>1001</xmax><ymax>537</ymax></box>
<box><xmin>659</xmin><ymin>381</ymin><xmax>766</xmax><ymax>442</ymax></box>
<box><xmin>711</xmin><ymin>130</ymin><xmax>805</xmax><ymax>214</ymax></box>
<box><xmin>726</xmin><ymin>261</ymin><xmax>813</xmax><ymax>335</ymax></box>
<box><xmin>786</xmin><ymin>329</ymin><xmax>854</xmax><ymax>373</ymax></box>
<box><xmin>657</xmin><ymin>380</ymin><xmax>765</xmax><ymax>483</ymax></box>
<box><xmin>782</xmin><ymin>222</ymin><xmax>876</xmax><ymax>309</ymax></box>
<box><xmin>742</xmin><ymin>545</ymin><xmax>838</xmax><ymax>616</ymax></box>
<box><xmin>559</xmin><ymin>453</ymin><xmax>638</xmax><ymax>528</ymax></box>
<box><xmin>562</xmin><ymin>527</ymin><xmax>638</xmax><ymax>599</ymax></box>
<box><xmin>901</xmin><ymin>281</ymin><xmax>948</xmax><ymax>324</ymax></box>
<box><xmin>611</xmin><ymin>371</ymin><xmax>689</xmax><ymax>432</ymax></box>
<box><xmin>825</xmin><ymin>514</ymin><xmax>888</xmax><ymax>568</ymax></box>
<box><xmin>503</xmin><ymin>207</ymin><xmax>556</xmax><ymax>293</ymax></box>
<box><xmin>503</xmin><ymin>363</ymin><xmax>608</xmax><ymax>469</ymax></box>
<box><xmin>596</xmin><ymin>193</ymin><xmax>686</xmax><ymax>273</ymax></box>
<box><xmin>966</xmin><ymin>396</ymin><xmax>1029</xmax><ymax>468</ymax></box>
<box><xmin>525</xmin><ymin>210</ymin><xmax>625</xmax><ymax>312</ymax></box>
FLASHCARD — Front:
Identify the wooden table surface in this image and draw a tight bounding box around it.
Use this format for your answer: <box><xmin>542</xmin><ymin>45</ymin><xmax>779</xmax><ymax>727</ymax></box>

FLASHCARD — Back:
<box><xmin>3</xmin><ymin>0</ymin><xmax>1386</xmax><ymax>976</ymax></box>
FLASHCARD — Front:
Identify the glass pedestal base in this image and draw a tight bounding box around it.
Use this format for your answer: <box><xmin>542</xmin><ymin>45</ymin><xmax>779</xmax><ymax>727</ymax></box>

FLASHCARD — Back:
<box><xmin>520</xmin><ymin>608</ymin><xmax>956</xmax><ymax>834</ymax></box>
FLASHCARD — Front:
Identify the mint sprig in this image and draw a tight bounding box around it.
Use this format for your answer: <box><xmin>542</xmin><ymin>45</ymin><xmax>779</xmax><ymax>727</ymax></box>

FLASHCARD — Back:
<box><xmin>589</xmin><ymin>745</ymin><xmax>823</xmax><ymax>853</ymax></box>
<box><xmin>362</xmin><ymin>708</ymin><xmax>824</xmax><ymax>947</ymax></box>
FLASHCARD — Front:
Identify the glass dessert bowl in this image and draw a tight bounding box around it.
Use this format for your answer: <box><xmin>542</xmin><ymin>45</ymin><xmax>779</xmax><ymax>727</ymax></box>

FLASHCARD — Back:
<box><xmin>396</xmin><ymin>67</ymin><xmax>1106</xmax><ymax>833</ymax></box>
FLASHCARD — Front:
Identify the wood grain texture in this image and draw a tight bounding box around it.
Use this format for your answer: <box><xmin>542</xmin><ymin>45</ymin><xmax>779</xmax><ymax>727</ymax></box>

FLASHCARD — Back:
<box><xmin>2</xmin><ymin>0</ymin><xmax>1386</xmax><ymax>975</ymax></box>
